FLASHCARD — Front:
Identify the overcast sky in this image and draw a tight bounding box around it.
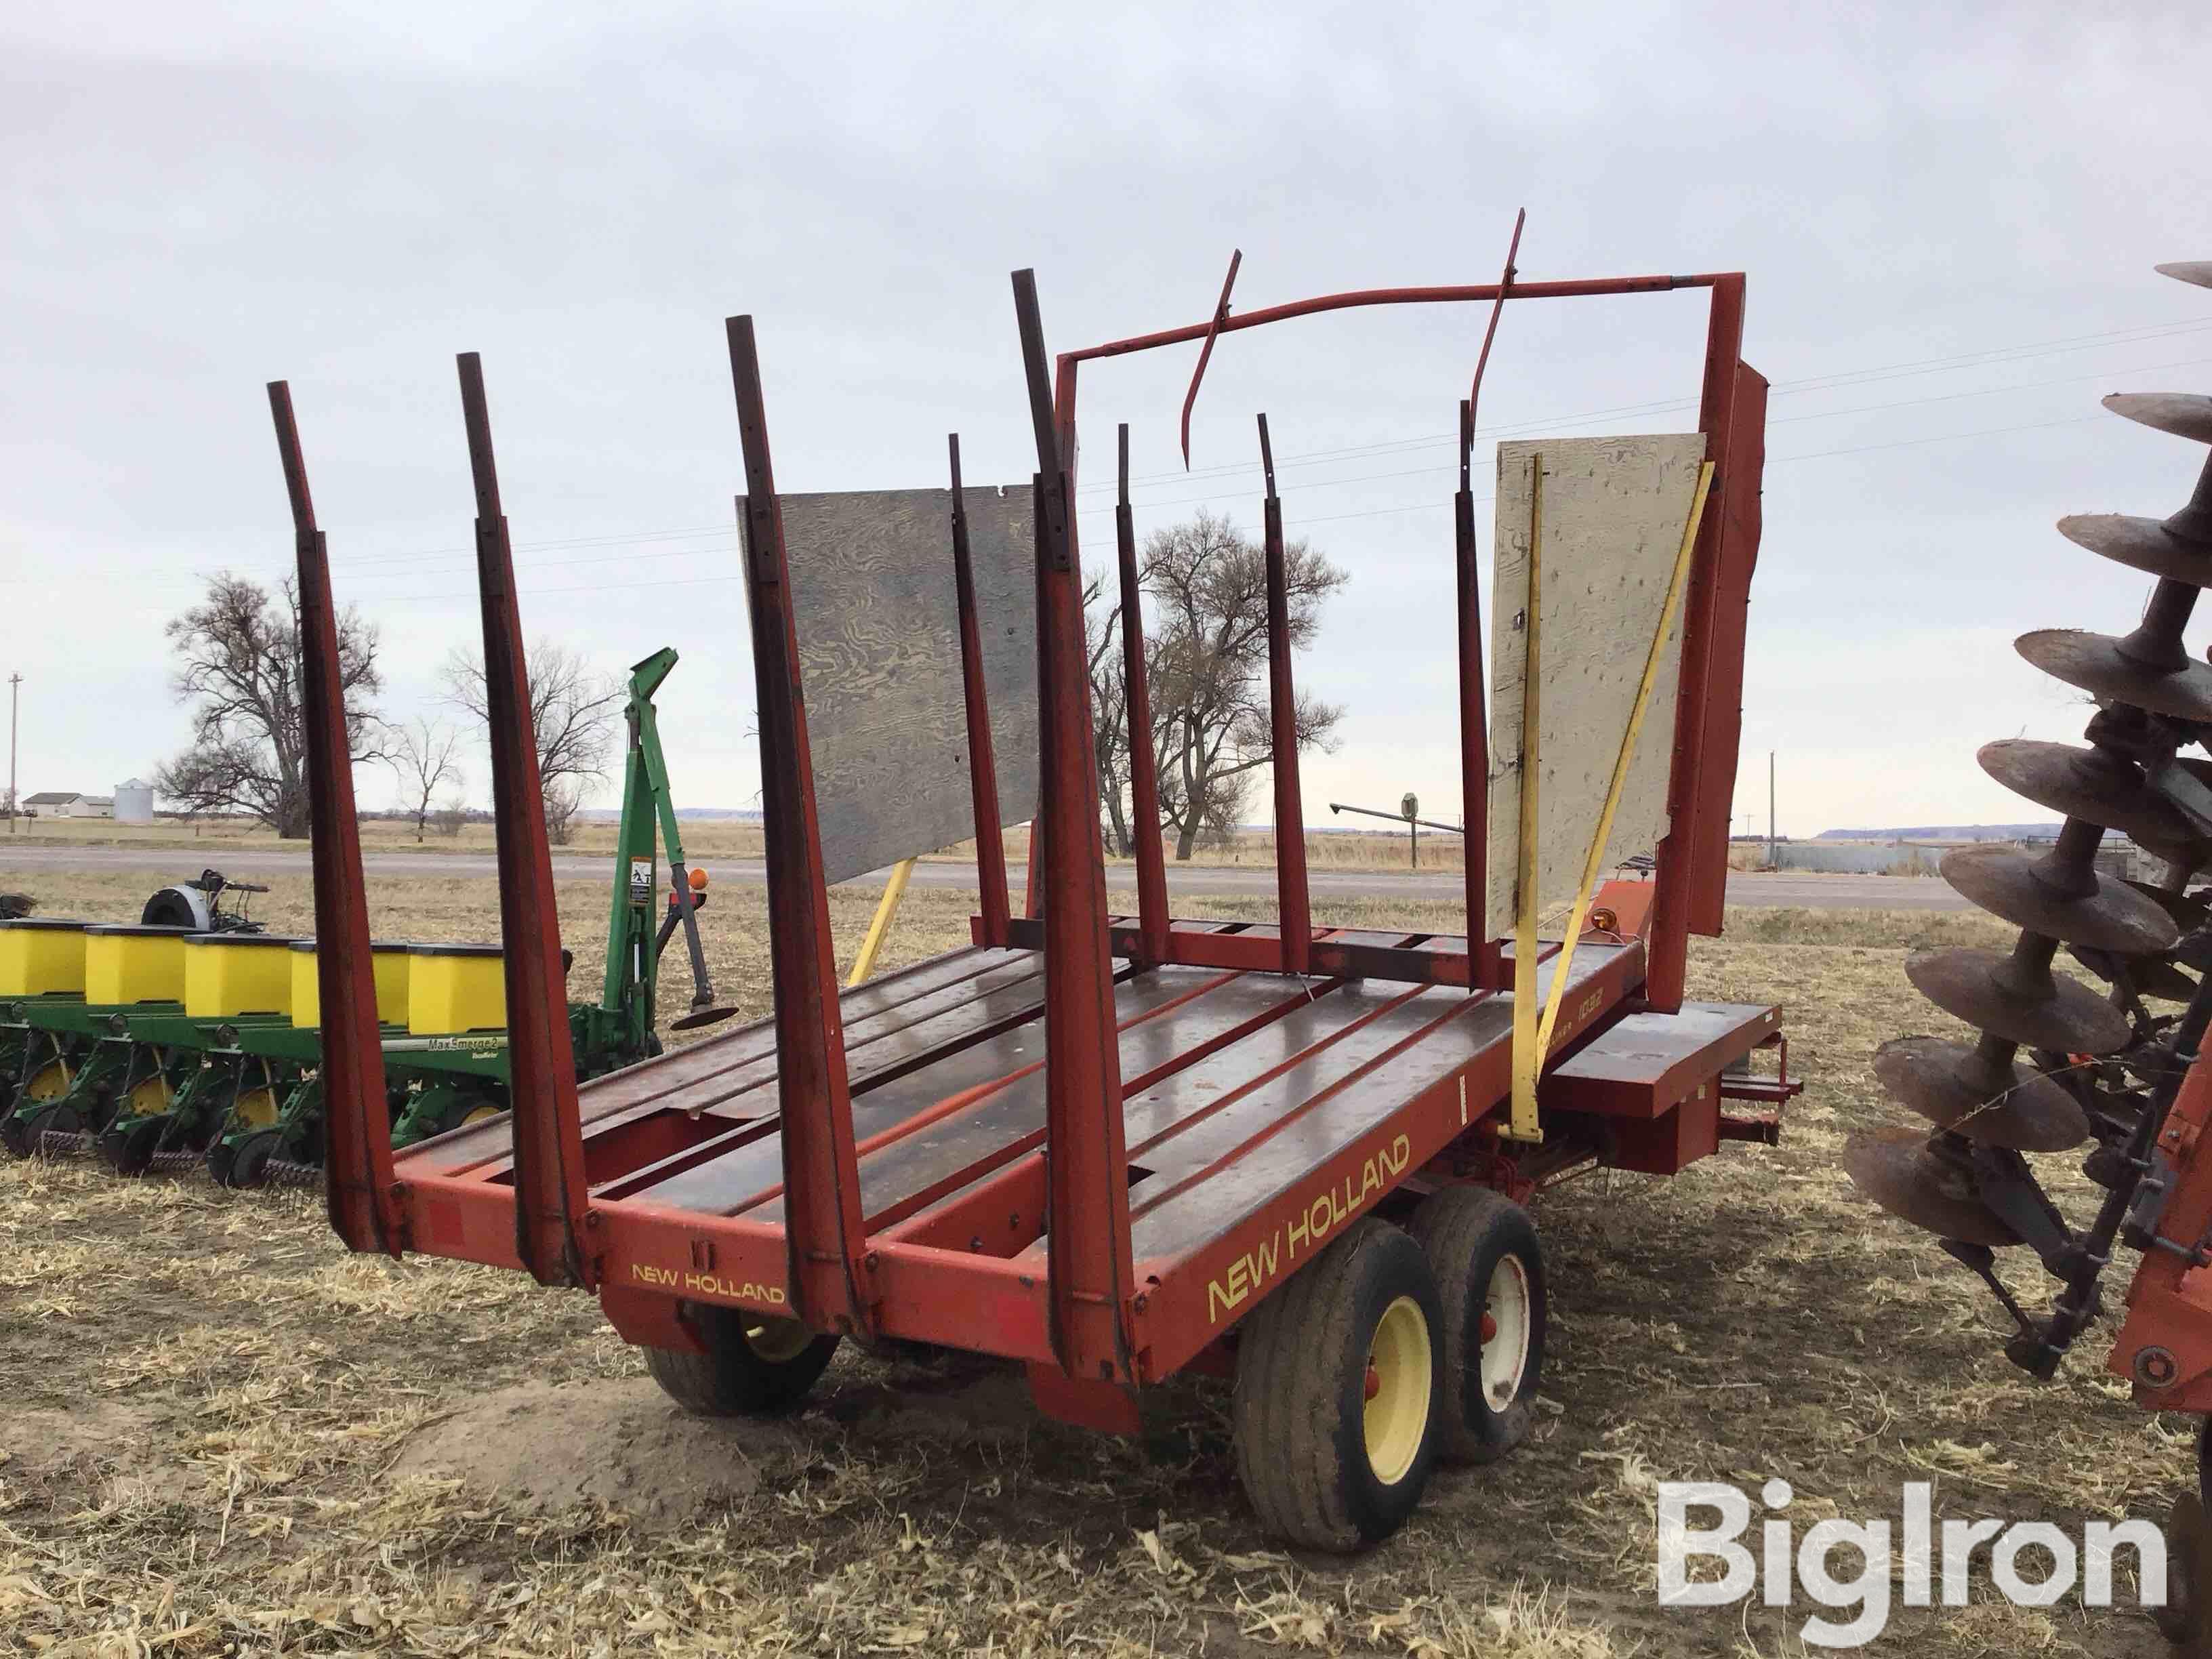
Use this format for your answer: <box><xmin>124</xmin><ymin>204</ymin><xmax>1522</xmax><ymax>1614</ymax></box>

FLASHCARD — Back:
<box><xmin>5</xmin><ymin>3</ymin><xmax>2210</xmax><ymax>846</ymax></box>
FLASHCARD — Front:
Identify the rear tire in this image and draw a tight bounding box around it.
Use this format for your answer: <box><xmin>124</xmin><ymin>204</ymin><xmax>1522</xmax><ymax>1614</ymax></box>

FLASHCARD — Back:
<box><xmin>1407</xmin><ymin>1186</ymin><xmax>1547</xmax><ymax>1464</ymax></box>
<box><xmin>1231</xmin><ymin>1218</ymin><xmax>1444</xmax><ymax>1551</ymax></box>
<box><xmin>643</xmin><ymin>1301</ymin><xmax>840</xmax><ymax>1416</ymax></box>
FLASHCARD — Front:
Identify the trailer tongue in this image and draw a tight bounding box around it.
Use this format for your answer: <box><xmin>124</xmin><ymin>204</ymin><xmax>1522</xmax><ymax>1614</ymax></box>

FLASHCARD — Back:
<box><xmin>291</xmin><ymin>253</ymin><xmax>1793</xmax><ymax>1548</ymax></box>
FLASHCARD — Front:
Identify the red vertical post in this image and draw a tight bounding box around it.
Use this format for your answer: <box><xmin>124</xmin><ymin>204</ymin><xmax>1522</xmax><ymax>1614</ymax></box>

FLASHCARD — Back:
<box><xmin>455</xmin><ymin>354</ymin><xmax>594</xmax><ymax>1290</ymax></box>
<box><xmin>1454</xmin><ymin>398</ymin><xmax>1498</xmax><ymax>989</ymax></box>
<box><xmin>1014</xmin><ymin>270</ymin><xmax>1134</xmax><ymax>1382</ymax></box>
<box><xmin>949</xmin><ymin>432</ymin><xmax>1012</xmax><ymax>945</ymax></box>
<box><xmin>726</xmin><ymin>316</ymin><xmax>871</xmax><ymax>1334</ymax></box>
<box><xmin>1116</xmin><ymin>422</ymin><xmax>1170</xmax><ymax>962</ymax></box>
<box><xmin>1258</xmin><ymin>414</ymin><xmax>1311</xmax><ymax>975</ymax></box>
<box><xmin>1648</xmin><ymin>276</ymin><xmax>1751</xmax><ymax>1012</ymax></box>
<box><xmin>268</xmin><ymin>382</ymin><xmax>401</xmax><ymax>1259</ymax></box>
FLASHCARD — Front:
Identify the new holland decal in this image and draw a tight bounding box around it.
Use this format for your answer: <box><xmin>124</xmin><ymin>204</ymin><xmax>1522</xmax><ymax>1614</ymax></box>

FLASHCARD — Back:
<box><xmin>1206</xmin><ymin>1130</ymin><xmax>1412</xmax><ymax>1324</ymax></box>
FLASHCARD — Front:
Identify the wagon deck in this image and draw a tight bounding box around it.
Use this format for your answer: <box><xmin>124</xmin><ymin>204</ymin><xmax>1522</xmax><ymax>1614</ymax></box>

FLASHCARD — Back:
<box><xmin>389</xmin><ymin>924</ymin><xmax>1776</xmax><ymax>1398</ymax></box>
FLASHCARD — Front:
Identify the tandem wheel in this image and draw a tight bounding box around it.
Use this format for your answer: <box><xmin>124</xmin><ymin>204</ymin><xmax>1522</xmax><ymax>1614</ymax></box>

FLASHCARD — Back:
<box><xmin>1231</xmin><ymin>1217</ymin><xmax>1447</xmax><ymax>1551</ymax></box>
<box><xmin>1406</xmin><ymin>1186</ymin><xmax>1547</xmax><ymax>1464</ymax></box>
<box><xmin>643</xmin><ymin>1300</ymin><xmax>841</xmax><ymax>1417</ymax></box>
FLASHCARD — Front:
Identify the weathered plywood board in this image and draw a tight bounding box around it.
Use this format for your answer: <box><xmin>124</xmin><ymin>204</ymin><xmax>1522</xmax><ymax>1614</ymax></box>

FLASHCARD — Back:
<box><xmin>744</xmin><ymin>486</ymin><xmax>1039</xmax><ymax>885</ymax></box>
<box><xmin>1483</xmin><ymin>435</ymin><xmax>1706</xmax><ymax>940</ymax></box>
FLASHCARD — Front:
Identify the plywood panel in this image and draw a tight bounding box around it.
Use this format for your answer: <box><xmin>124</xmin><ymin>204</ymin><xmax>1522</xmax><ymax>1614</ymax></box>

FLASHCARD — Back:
<box><xmin>1483</xmin><ymin>436</ymin><xmax>1706</xmax><ymax>939</ymax></box>
<box><xmin>745</xmin><ymin>486</ymin><xmax>1039</xmax><ymax>885</ymax></box>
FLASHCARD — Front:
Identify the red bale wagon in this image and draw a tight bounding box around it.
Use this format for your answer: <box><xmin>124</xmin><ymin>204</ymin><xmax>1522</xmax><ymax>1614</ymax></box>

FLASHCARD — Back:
<box><xmin>277</xmin><ymin>255</ymin><xmax>1797</xmax><ymax>1549</ymax></box>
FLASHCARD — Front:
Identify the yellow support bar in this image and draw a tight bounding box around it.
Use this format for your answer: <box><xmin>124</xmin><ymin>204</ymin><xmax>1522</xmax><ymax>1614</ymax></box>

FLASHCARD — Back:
<box><xmin>847</xmin><ymin>857</ymin><xmax>917</xmax><ymax>987</ymax></box>
<box><xmin>1508</xmin><ymin>455</ymin><xmax>1547</xmax><ymax>1143</ymax></box>
<box><xmin>1530</xmin><ymin>460</ymin><xmax>1718</xmax><ymax>1080</ymax></box>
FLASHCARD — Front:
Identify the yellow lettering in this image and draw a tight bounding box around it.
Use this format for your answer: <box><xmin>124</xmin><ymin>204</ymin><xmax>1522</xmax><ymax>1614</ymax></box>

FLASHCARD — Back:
<box><xmin>1286</xmin><ymin>1206</ymin><xmax>1310</xmax><ymax>1255</ymax></box>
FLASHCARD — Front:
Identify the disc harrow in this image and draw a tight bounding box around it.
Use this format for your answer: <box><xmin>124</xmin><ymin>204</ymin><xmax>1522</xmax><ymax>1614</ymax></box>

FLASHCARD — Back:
<box><xmin>1845</xmin><ymin>260</ymin><xmax>2212</xmax><ymax>1650</ymax></box>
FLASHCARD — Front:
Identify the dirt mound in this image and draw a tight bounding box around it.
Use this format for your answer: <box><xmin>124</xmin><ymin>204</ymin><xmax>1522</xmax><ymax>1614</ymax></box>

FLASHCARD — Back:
<box><xmin>392</xmin><ymin>1378</ymin><xmax>809</xmax><ymax>1519</ymax></box>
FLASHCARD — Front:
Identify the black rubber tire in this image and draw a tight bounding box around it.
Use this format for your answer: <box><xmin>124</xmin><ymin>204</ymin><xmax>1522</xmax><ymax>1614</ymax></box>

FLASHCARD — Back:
<box><xmin>219</xmin><ymin>1130</ymin><xmax>285</xmax><ymax>1190</ymax></box>
<box><xmin>21</xmin><ymin>1101</ymin><xmax>85</xmax><ymax>1158</ymax></box>
<box><xmin>1231</xmin><ymin>1218</ymin><xmax>1445</xmax><ymax>1551</ymax></box>
<box><xmin>0</xmin><ymin>1107</ymin><xmax>30</xmax><ymax>1158</ymax></box>
<box><xmin>642</xmin><ymin>1301</ymin><xmax>840</xmax><ymax>1417</ymax></box>
<box><xmin>101</xmin><ymin>1115</ymin><xmax>167</xmax><ymax>1176</ymax></box>
<box><xmin>1406</xmin><ymin>1186</ymin><xmax>1547</xmax><ymax>1465</ymax></box>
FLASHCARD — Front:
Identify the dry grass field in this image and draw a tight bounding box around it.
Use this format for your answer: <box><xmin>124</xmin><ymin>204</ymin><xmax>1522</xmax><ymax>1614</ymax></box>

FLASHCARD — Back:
<box><xmin>0</xmin><ymin>866</ymin><xmax>2182</xmax><ymax>1656</ymax></box>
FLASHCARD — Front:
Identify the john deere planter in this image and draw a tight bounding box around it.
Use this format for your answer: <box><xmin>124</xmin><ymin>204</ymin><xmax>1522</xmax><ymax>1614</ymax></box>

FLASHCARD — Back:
<box><xmin>0</xmin><ymin>646</ymin><xmax>733</xmax><ymax>1185</ymax></box>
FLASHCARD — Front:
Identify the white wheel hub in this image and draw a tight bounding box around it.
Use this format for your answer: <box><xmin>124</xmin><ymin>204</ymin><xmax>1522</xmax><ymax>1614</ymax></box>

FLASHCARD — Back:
<box><xmin>1479</xmin><ymin>1253</ymin><xmax>1532</xmax><ymax>1410</ymax></box>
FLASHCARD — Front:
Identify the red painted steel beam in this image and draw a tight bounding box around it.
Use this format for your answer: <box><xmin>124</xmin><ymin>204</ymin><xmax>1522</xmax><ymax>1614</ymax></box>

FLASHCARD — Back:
<box><xmin>1257</xmin><ymin>414</ymin><xmax>1311</xmax><ymax>975</ymax></box>
<box><xmin>1014</xmin><ymin>268</ymin><xmax>1137</xmax><ymax>1383</ymax></box>
<box><xmin>1454</xmin><ymin>398</ymin><xmax>1499</xmax><ymax>990</ymax></box>
<box><xmin>1067</xmin><ymin>273</ymin><xmax>1731</xmax><ymax>365</ymax></box>
<box><xmin>1177</xmin><ymin>248</ymin><xmax>1242</xmax><ymax>467</ymax></box>
<box><xmin>1647</xmin><ymin>279</ymin><xmax>1757</xmax><ymax>1010</ymax></box>
<box><xmin>1116</xmin><ymin>423</ymin><xmax>1170</xmax><ymax>962</ymax></box>
<box><xmin>267</xmin><ymin>382</ymin><xmax>402</xmax><ymax>1259</ymax></box>
<box><xmin>455</xmin><ymin>353</ymin><xmax>594</xmax><ymax>1290</ymax></box>
<box><xmin>949</xmin><ymin>433</ymin><xmax>1013</xmax><ymax>946</ymax></box>
<box><xmin>725</xmin><ymin>316</ymin><xmax>873</xmax><ymax>1336</ymax></box>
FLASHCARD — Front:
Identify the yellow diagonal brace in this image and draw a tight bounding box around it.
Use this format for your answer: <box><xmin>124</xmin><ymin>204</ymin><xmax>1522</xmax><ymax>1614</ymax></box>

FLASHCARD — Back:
<box><xmin>1532</xmin><ymin>460</ymin><xmax>1717</xmax><ymax>1069</ymax></box>
<box><xmin>847</xmin><ymin>856</ymin><xmax>916</xmax><ymax>987</ymax></box>
<box><xmin>1508</xmin><ymin>455</ymin><xmax>1546</xmax><ymax>1143</ymax></box>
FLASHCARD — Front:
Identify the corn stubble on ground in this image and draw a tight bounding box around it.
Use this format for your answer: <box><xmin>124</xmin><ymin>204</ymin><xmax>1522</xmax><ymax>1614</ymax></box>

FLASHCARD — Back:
<box><xmin>0</xmin><ymin>873</ymin><xmax>2180</xmax><ymax>1654</ymax></box>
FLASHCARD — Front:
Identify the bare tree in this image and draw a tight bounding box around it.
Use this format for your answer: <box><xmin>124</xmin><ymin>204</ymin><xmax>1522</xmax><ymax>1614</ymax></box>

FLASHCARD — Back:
<box><xmin>431</xmin><ymin>796</ymin><xmax>470</xmax><ymax>838</ymax></box>
<box><xmin>1088</xmin><ymin>510</ymin><xmax>1347</xmax><ymax>861</ymax></box>
<box><xmin>390</xmin><ymin>716</ymin><xmax>465</xmax><ymax>842</ymax></box>
<box><xmin>156</xmin><ymin>573</ymin><xmax>384</xmax><ymax>839</ymax></box>
<box><xmin>442</xmin><ymin>640</ymin><xmax>624</xmax><ymax>846</ymax></box>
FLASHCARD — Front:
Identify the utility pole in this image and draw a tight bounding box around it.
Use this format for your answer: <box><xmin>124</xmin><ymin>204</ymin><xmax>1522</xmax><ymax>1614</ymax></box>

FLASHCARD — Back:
<box><xmin>1767</xmin><ymin>750</ymin><xmax>1777</xmax><ymax>868</ymax></box>
<box><xmin>5</xmin><ymin>673</ymin><xmax>18</xmax><ymax>834</ymax></box>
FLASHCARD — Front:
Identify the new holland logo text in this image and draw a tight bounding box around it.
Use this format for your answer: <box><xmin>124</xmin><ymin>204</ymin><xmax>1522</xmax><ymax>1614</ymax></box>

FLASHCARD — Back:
<box><xmin>1206</xmin><ymin>1131</ymin><xmax>1412</xmax><ymax>1324</ymax></box>
<box><xmin>630</xmin><ymin>1262</ymin><xmax>787</xmax><ymax>1305</ymax></box>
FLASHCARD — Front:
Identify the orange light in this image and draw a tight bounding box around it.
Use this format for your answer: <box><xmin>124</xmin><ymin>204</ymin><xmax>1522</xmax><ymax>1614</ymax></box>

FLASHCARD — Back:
<box><xmin>688</xmin><ymin>866</ymin><xmax>710</xmax><ymax>891</ymax></box>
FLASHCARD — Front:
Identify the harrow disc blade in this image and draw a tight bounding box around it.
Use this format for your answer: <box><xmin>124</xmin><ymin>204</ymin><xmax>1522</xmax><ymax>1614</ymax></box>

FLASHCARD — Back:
<box><xmin>1905</xmin><ymin>946</ymin><xmax>2132</xmax><ymax>1054</ymax></box>
<box><xmin>1871</xmin><ymin>1036</ymin><xmax>2090</xmax><ymax>1151</ymax></box>
<box><xmin>2124</xmin><ymin>877</ymin><xmax>2212</xmax><ymax>930</ymax></box>
<box><xmin>2158</xmin><ymin>260</ymin><xmax>2212</xmax><ymax>291</ymax></box>
<box><xmin>1978</xmin><ymin>739</ymin><xmax>2197</xmax><ymax>851</ymax></box>
<box><xmin>1843</xmin><ymin>1128</ymin><xmax>2022</xmax><ymax>1247</ymax></box>
<box><xmin>2071</xmin><ymin>943</ymin><xmax>2202</xmax><ymax>1004</ymax></box>
<box><xmin>2016</xmin><ymin>629</ymin><xmax>2212</xmax><ymax>724</ymax></box>
<box><xmin>2158</xmin><ymin>1490</ymin><xmax>2211</xmax><ymax>1650</ymax></box>
<box><xmin>1939</xmin><ymin>844</ymin><xmax>2179</xmax><ymax>955</ymax></box>
<box><xmin>2104</xmin><ymin>392</ymin><xmax>2212</xmax><ymax>446</ymax></box>
<box><xmin>2057</xmin><ymin>512</ymin><xmax>2212</xmax><ymax>585</ymax></box>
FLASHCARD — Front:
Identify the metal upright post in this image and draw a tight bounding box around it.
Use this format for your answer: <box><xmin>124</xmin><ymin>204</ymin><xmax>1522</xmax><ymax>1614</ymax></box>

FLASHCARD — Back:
<box><xmin>1116</xmin><ymin>423</ymin><xmax>1170</xmax><ymax>962</ymax></box>
<box><xmin>1456</xmin><ymin>399</ymin><xmax>1497</xmax><ymax>987</ymax></box>
<box><xmin>948</xmin><ymin>434</ymin><xmax>1013</xmax><ymax>945</ymax></box>
<box><xmin>1768</xmin><ymin>750</ymin><xmax>1778</xmax><ymax>868</ymax></box>
<box><xmin>266</xmin><ymin>382</ymin><xmax>401</xmax><ymax>1258</ymax></box>
<box><xmin>1013</xmin><ymin>269</ymin><xmax>1134</xmax><ymax>1383</ymax></box>
<box><xmin>1258</xmin><ymin>414</ymin><xmax>1311</xmax><ymax>975</ymax></box>
<box><xmin>5</xmin><ymin>672</ymin><xmax>18</xmax><ymax>833</ymax></box>
<box><xmin>455</xmin><ymin>354</ymin><xmax>595</xmax><ymax>1290</ymax></box>
<box><xmin>726</xmin><ymin>316</ymin><xmax>872</xmax><ymax>1335</ymax></box>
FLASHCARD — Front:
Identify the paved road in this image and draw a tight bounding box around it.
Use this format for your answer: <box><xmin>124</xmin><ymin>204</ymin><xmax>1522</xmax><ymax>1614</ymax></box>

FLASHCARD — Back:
<box><xmin>0</xmin><ymin>843</ymin><xmax>1969</xmax><ymax>910</ymax></box>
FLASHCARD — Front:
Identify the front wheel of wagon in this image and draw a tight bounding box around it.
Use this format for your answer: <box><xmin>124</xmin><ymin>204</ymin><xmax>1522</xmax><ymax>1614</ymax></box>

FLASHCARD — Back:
<box><xmin>1407</xmin><ymin>1186</ymin><xmax>1546</xmax><ymax>1465</ymax></box>
<box><xmin>1232</xmin><ymin>1218</ymin><xmax>1445</xmax><ymax>1551</ymax></box>
<box><xmin>644</xmin><ymin>1302</ymin><xmax>840</xmax><ymax>1416</ymax></box>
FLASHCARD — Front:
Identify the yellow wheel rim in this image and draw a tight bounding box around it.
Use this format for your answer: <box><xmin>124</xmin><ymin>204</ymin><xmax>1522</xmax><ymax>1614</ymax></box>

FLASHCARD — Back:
<box><xmin>24</xmin><ymin>1059</ymin><xmax>70</xmax><ymax>1102</ymax></box>
<box><xmin>1362</xmin><ymin>1295</ymin><xmax>1432</xmax><ymax>1486</ymax></box>
<box><xmin>745</xmin><ymin>1317</ymin><xmax>815</xmax><ymax>1364</ymax></box>
<box><xmin>125</xmin><ymin>1074</ymin><xmax>173</xmax><ymax>1115</ymax></box>
<box><xmin>462</xmin><ymin>1104</ymin><xmax>503</xmax><ymax>1126</ymax></box>
<box><xmin>232</xmin><ymin>1086</ymin><xmax>279</xmax><ymax>1129</ymax></box>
